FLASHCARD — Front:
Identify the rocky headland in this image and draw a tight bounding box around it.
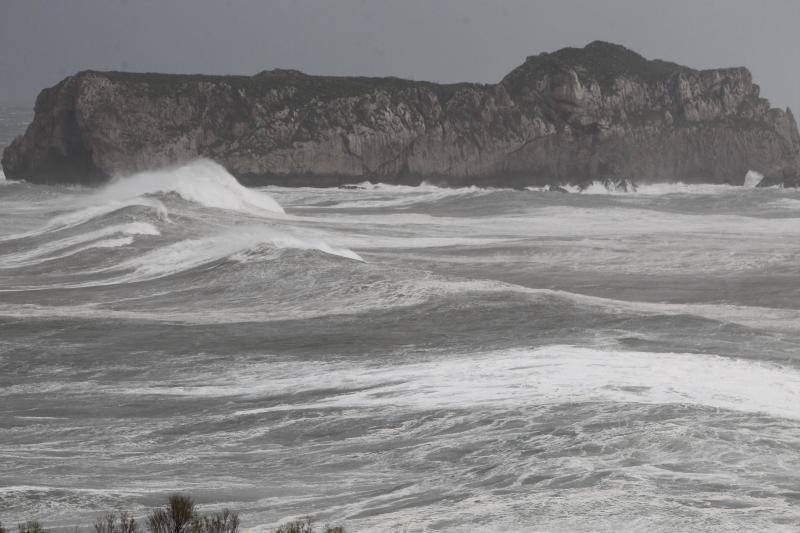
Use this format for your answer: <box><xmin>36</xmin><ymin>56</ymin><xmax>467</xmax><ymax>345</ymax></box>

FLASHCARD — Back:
<box><xmin>3</xmin><ymin>41</ymin><xmax>799</xmax><ymax>187</ymax></box>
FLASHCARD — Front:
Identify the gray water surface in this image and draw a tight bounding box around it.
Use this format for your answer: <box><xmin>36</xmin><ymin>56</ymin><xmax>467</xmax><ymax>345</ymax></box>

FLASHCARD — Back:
<box><xmin>1</xmin><ymin>153</ymin><xmax>800</xmax><ymax>532</ymax></box>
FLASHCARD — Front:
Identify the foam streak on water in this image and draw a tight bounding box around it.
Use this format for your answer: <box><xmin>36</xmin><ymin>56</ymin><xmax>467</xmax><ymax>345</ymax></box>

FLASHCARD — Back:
<box><xmin>202</xmin><ymin>346</ymin><xmax>800</xmax><ymax>421</ymax></box>
<box><xmin>1</xmin><ymin>157</ymin><xmax>800</xmax><ymax>532</ymax></box>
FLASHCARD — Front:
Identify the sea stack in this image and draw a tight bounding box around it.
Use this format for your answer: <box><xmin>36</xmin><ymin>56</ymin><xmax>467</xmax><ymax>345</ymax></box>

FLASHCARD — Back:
<box><xmin>3</xmin><ymin>41</ymin><xmax>799</xmax><ymax>187</ymax></box>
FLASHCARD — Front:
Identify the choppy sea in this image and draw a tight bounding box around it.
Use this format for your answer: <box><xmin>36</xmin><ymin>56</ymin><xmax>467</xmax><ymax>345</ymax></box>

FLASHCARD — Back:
<box><xmin>1</xmin><ymin>107</ymin><xmax>800</xmax><ymax>532</ymax></box>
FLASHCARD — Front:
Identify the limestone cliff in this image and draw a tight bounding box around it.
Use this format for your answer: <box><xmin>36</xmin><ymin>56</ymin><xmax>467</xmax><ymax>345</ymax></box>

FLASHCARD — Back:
<box><xmin>4</xmin><ymin>41</ymin><xmax>799</xmax><ymax>186</ymax></box>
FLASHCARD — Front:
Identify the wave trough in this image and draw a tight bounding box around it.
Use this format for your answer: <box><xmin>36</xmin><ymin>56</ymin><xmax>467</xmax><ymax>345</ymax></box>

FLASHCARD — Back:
<box><xmin>2</xmin><ymin>154</ymin><xmax>800</xmax><ymax>532</ymax></box>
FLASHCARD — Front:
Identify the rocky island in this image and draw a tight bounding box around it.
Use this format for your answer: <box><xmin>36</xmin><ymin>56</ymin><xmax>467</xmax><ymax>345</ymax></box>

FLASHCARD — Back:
<box><xmin>3</xmin><ymin>41</ymin><xmax>799</xmax><ymax>187</ymax></box>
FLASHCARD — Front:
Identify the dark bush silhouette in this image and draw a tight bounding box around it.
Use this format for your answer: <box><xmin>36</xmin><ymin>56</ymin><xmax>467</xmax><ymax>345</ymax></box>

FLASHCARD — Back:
<box><xmin>143</xmin><ymin>494</ymin><xmax>240</xmax><ymax>533</ymax></box>
<box><xmin>145</xmin><ymin>509</ymin><xmax>171</xmax><ymax>533</ymax></box>
<box><xmin>16</xmin><ymin>522</ymin><xmax>48</xmax><ymax>533</ymax></box>
<box><xmin>271</xmin><ymin>519</ymin><xmax>344</xmax><ymax>533</ymax></box>
<box><xmin>273</xmin><ymin>519</ymin><xmax>314</xmax><ymax>533</ymax></box>
<box><xmin>1</xmin><ymin>494</ymin><xmax>345</xmax><ymax>533</ymax></box>
<box><xmin>190</xmin><ymin>509</ymin><xmax>239</xmax><ymax>533</ymax></box>
<box><xmin>146</xmin><ymin>495</ymin><xmax>195</xmax><ymax>533</ymax></box>
<box><xmin>94</xmin><ymin>512</ymin><xmax>137</xmax><ymax>533</ymax></box>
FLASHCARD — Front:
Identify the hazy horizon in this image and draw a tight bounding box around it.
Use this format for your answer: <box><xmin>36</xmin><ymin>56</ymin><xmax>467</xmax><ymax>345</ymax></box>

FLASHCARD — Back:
<box><xmin>1</xmin><ymin>0</ymin><xmax>799</xmax><ymax>114</ymax></box>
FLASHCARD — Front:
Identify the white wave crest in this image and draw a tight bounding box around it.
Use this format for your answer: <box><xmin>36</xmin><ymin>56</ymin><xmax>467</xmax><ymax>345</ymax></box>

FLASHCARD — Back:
<box><xmin>527</xmin><ymin>180</ymin><xmax>765</xmax><ymax>196</ymax></box>
<box><xmin>81</xmin><ymin>226</ymin><xmax>363</xmax><ymax>284</ymax></box>
<box><xmin>744</xmin><ymin>170</ymin><xmax>764</xmax><ymax>188</ymax></box>
<box><xmin>227</xmin><ymin>346</ymin><xmax>800</xmax><ymax>420</ymax></box>
<box><xmin>570</xmin><ymin>181</ymin><xmax>745</xmax><ymax>195</ymax></box>
<box><xmin>50</xmin><ymin>197</ymin><xmax>169</xmax><ymax>229</ymax></box>
<box><xmin>351</xmin><ymin>181</ymin><xmax>488</xmax><ymax>194</ymax></box>
<box><xmin>0</xmin><ymin>159</ymin><xmax>282</xmax><ymax>244</ymax></box>
<box><xmin>310</xmin><ymin>181</ymin><xmax>491</xmax><ymax>209</ymax></box>
<box><xmin>0</xmin><ymin>197</ymin><xmax>168</xmax><ymax>245</ymax></box>
<box><xmin>571</xmin><ymin>179</ymin><xmax>637</xmax><ymax>194</ymax></box>
<box><xmin>0</xmin><ymin>222</ymin><xmax>160</xmax><ymax>267</ymax></box>
<box><xmin>126</xmin><ymin>345</ymin><xmax>800</xmax><ymax>421</ymax></box>
<box><xmin>99</xmin><ymin>159</ymin><xmax>284</xmax><ymax>215</ymax></box>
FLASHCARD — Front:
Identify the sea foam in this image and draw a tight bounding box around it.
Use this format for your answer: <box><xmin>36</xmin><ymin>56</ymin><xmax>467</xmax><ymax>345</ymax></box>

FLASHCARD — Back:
<box><xmin>108</xmin><ymin>227</ymin><xmax>363</xmax><ymax>282</ymax></box>
<box><xmin>0</xmin><ymin>222</ymin><xmax>159</xmax><ymax>267</ymax></box>
<box><xmin>98</xmin><ymin>159</ymin><xmax>285</xmax><ymax>215</ymax></box>
<box><xmin>744</xmin><ymin>170</ymin><xmax>764</xmax><ymax>188</ymax></box>
<box><xmin>224</xmin><ymin>345</ymin><xmax>800</xmax><ymax>422</ymax></box>
<box><xmin>551</xmin><ymin>181</ymin><xmax>744</xmax><ymax>195</ymax></box>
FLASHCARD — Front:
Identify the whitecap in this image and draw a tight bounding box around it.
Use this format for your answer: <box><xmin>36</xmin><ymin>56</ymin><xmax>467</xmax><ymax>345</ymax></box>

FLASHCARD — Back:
<box><xmin>97</xmin><ymin>159</ymin><xmax>285</xmax><ymax>215</ymax></box>
<box><xmin>0</xmin><ymin>222</ymin><xmax>159</xmax><ymax>267</ymax></box>
<box><xmin>564</xmin><ymin>181</ymin><xmax>744</xmax><ymax>195</ymax></box>
<box><xmin>744</xmin><ymin>170</ymin><xmax>764</xmax><ymax>188</ymax></box>
<box><xmin>46</xmin><ymin>226</ymin><xmax>365</xmax><ymax>286</ymax></box>
<box><xmin>122</xmin><ymin>229</ymin><xmax>360</xmax><ymax>276</ymax></box>
<box><xmin>235</xmin><ymin>346</ymin><xmax>800</xmax><ymax>421</ymax></box>
<box><xmin>314</xmin><ymin>181</ymin><xmax>491</xmax><ymax>209</ymax></box>
<box><xmin>0</xmin><ymin>197</ymin><xmax>168</xmax><ymax>243</ymax></box>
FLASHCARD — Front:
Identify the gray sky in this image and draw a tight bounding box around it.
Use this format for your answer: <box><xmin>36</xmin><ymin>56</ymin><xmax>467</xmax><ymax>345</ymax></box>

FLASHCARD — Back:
<box><xmin>2</xmin><ymin>0</ymin><xmax>799</xmax><ymax>114</ymax></box>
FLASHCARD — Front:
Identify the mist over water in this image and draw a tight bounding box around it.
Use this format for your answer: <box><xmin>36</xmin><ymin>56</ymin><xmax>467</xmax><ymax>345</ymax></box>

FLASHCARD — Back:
<box><xmin>2</xmin><ymin>147</ymin><xmax>800</xmax><ymax>529</ymax></box>
<box><xmin>0</xmin><ymin>106</ymin><xmax>32</xmax><ymax>150</ymax></box>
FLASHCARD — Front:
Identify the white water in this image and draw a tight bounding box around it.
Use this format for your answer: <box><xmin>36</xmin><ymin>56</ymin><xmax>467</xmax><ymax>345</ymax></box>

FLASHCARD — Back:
<box><xmin>522</xmin><ymin>174</ymin><xmax>785</xmax><ymax>195</ymax></box>
<box><xmin>106</xmin><ymin>344</ymin><xmax>800</xmax><ymax>422</ymax></box>
<box><xmin>744</xmin><ymin>170</ymin><xmax>764</xmax><ymax>188</ymax></box>
<box><xmin>0</xmin><ymin>222</ymin><xmax>160</xmax><ymax>267</ymax></box>
<box><xmin>105</xmin><ymin>227</ymin><xmax>363</xmax><ymax>283</ymax></box>
<box><xmin>326</xmin><ymin>182</ymin><xmax>492</xmax><ymax>209</ymax></box>
<box><xmin>99</xmin><ymin>159</ymin><xmax>285</xmax><ymax>215</ymax></box>
<box><xmin>3</xmin><ymin>160</ymin><xmax>800</xmax><ymax>532</ymax></box>
<box><xmin>0</xmin><ymin>160</ymin><xmax>365</xmax><ymax>280</ymax></box>
<box><xmin>0</xmin><ymin>197</ymin><xmax>169</xmax><ymax>243</ymax></box>
<box><xmin>559</xmin><ymin>181</ymin><xmax>747</xmax><ymax>195</ymax></box>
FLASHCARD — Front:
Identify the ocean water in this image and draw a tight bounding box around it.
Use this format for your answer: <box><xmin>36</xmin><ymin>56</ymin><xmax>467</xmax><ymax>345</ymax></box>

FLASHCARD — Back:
<box><xmin>2</xmin><ymin>121</ymin><xmax>800</xmax><ymax>532</ymax></box>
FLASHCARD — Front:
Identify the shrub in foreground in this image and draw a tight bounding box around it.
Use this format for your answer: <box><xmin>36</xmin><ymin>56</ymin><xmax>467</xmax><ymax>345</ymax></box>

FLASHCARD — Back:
<box><xmin>146</xmin><ymin>495</ymin><xmax>239</xmax><ymax>533</ymax></box>
<box><xmin>94</xmin><ymin>511</ymin><xmax>137</xmax><ymax>533</ymax></box>
<box><xmin>272</xmin><ymin>518</ymin><xmax>343</xmax><ymax>533</ymax></box>
<box><xmin>17</xmin><ymin>523</ymin><xmax>48</xmax><ymax>533</ymax></box>
<box><xmin>191</xmin><ymin>509</ymin><xmax>240</xmax><ymax>533</ymax></box>
<box><xmin>146</xmin><ymin>494</ymin><xmax>196</xmax><ymax>533</ymax></box>
<box><xmin>3</xmin><ymin>494</ymin><xmax>344</xmax><ymax>533</ymax></box>
<box><xmin>273</xmin><ymin>518</ymin><xmax>313</xmax><ymax>533</ymax></box>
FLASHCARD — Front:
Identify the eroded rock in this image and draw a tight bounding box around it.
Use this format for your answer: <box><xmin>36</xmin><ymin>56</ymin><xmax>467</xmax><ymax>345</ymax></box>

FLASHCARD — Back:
<box><xmin>3</xmin><ymin>41</ymin><xmax>799</xmax><ymax>187</ymax></box>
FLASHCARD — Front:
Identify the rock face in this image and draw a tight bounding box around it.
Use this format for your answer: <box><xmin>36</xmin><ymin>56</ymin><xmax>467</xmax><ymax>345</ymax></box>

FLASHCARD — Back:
<box><xmin>4</xmin><ymin>41</ymin><xmax>799</xmax><ymax>186</ymax></box>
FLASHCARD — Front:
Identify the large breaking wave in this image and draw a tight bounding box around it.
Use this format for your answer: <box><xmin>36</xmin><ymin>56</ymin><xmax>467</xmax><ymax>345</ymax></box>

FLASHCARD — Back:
<box><xmin>98</xmin><ymin>159</ymin><xmax>285</xmax><ymax>215</ymax></box>
<box><xmin>3</xmin><ymin>154</ymin><xmax>800</xmax><ymax>532</ymax></box>
<box><xmin>0</xmin><ymin>160</ymin><xmax>362</xmax><ymax>287</ymax></box>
